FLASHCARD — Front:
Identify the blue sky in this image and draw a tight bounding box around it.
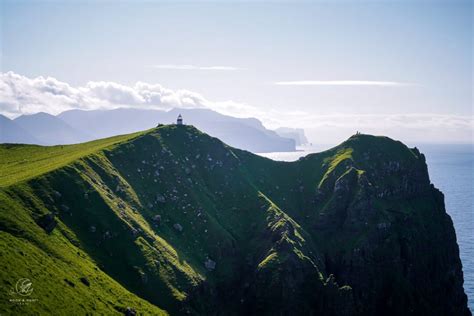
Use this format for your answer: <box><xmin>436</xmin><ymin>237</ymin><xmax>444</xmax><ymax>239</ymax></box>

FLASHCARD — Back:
<box><xmin>0</xmin><ymin>0</ymin><xmax>472</xmax><ymax>144</ymax></box>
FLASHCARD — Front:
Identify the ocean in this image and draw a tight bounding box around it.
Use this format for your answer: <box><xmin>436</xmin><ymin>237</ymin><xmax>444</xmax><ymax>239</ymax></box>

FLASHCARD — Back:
<box><xmin>258</xmin><ymin>143</ymin><xmax>474</xmax><ymax>312</ymax></box>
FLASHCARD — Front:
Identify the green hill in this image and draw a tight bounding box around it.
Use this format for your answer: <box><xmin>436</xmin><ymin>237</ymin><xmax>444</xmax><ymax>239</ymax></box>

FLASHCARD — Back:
<box><xmin>0</xmin><ymin>125</ymin><xmax>469</xmax><ymax>315</ymax></box>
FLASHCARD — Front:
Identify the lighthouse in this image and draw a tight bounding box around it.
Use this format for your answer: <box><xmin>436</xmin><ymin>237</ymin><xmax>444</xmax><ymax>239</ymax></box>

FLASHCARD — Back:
<box><xmin>177</xmin><ymin>114</ymin><xmax>183</xmax><ymax>125</ymax></box>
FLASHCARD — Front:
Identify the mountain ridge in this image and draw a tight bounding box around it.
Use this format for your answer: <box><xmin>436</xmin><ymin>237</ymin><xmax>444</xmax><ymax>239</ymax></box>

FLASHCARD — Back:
<box><xmin>0</xmin><ymin>125</ymin><xmax>469</xmax><ymax>315</ymax></box>
<box><xmin>0</xmin><ymin>114</ymin><xmax>40</xmax><ymax>144</ymax></box>
<box><xmin>56</xmin><ymin>107</ymin><xmax>298</xmax><ymax>152</ymax></box>
<box><xmin>1</xmin><ymin>108</ymin><xmax>301</xmax><ymax>152</ymax></box>
<box><xmin>14</xmin><ymin>112</ymin><xmax>91</xmax><ymax>145</ymax></box>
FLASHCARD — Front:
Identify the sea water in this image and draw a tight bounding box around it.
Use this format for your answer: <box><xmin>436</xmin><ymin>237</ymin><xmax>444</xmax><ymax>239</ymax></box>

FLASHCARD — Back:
<box><xmin>258</xmin><ymin>144</ymin><xmax>474</xmax><ymax>312</ymax></box>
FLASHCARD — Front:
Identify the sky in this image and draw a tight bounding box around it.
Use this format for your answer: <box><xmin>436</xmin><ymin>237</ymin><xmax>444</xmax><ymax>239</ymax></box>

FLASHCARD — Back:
<box><xmin>0</xmin><ymin>0</ymin><xmax>472</xmax><ymax>144</ymax></box>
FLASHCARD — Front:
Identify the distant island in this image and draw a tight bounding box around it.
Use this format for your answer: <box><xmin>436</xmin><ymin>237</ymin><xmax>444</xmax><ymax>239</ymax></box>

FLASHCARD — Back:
<box><xmin>274</xmin><ymin>127</ymin><xmax>309</xmax><ymax>146</ymax></box>
<box><xmin>0</xmin><ymin>125</ymin><xmax>469</xmax><ymax>315</ymax></box>
<box><xmin>0</xmin><ymin>108</ymin><xmax>308</xmax><ymax>153</ymax></box>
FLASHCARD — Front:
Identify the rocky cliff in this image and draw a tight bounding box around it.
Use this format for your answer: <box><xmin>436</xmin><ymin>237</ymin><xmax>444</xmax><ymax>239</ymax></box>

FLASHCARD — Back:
<box><xmin>0</xmin><ymin>125</ymin><xmax>469</xmax><ymax>315</ymax></box>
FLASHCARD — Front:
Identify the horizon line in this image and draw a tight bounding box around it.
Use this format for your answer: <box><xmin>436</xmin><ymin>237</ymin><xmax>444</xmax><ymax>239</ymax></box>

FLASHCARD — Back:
<box><xmin>152</xmin><ymin>64</ymin><xmax>240</xmax><ymax>71</ymax></box>
<box><xmin>274</xmin><ymin>80</ymin><xmax>416</xmax><ymax>87</ymax></box>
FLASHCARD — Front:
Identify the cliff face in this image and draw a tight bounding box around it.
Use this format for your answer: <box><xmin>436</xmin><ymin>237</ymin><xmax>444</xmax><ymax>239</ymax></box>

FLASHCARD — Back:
<box><xmin>0</xmin><ymin>126</ymin><xmax>470</xmax><ymax>315</ymax></box>
<box><xmin>301</xmin><ymin>136</ymin><xmax>469</xmax><ymax>315</ymax></box>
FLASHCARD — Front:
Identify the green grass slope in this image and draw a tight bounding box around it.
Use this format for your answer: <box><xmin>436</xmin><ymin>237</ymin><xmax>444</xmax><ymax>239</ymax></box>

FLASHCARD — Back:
<box><xmin>0</xmin><ymin>130</ymin><xmax>146</xmax><ymax>187</ymax></box>
<box><xmin>0</xmin><ymin>126</ymin><xmax>469</xmax><ymax>315</ymax></box>
<box><xmin>0</xmin><ymin>187</ymin><xmax>167</xmax><ymax>315</ymax></box>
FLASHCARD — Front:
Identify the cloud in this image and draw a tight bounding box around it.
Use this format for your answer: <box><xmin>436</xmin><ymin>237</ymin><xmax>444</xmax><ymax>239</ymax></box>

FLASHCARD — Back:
<box><xmin>0</xmin><ymin>72</ymin><xmax>212</xmax><ymax>116</ymax></box>
<box><xmin>274</xmin><ymin>80</ymin><xmax>415</xmax><ymax>87</ymax></box>
<box><xmin>152</xmin><ymin>64</ymin><xmax>240</xmax><ymax>71</ymax></box>
<box><xmin>0</xmin><ymin>71</ymin><xmax>248</xmax><ymax>118</ymax></box>
<box><xmin>0</xmin><ymin>71</ymin><xmax>471</xmax><ymax>144</ymax></box>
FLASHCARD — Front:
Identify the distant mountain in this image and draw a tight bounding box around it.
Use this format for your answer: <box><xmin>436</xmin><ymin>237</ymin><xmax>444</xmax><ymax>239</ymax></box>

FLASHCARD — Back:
<box><xmin>14</xmin><ymin>112</ymin><xmax>91</xmax><ymax>145</ymax></box>
<box><xmin>275</xmin><ymin>127</ymin><xmax>309</xmax><ymax>146</ymax></box>
<box><xmin>58</xmin><ymin>108</ymin><xmax>159</xmax><ymax>140</ymax></box>
<box><xmin>58</xmin><ymin>108</ymin><xmax>295</xmax><ymax>152</ymax></box>
<box><xmin>1</xmin><ymin>108</ymin><xmax>298</xmax><ymax>152</ymax></box>
<box><xmin>0</xmin><ymin>114</ymin><xmax>39</xmax><ymax>144</ymax></box>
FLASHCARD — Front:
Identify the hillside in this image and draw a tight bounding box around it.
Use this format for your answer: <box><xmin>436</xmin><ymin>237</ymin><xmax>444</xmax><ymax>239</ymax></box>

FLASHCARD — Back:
<box><xmin>0</xmin><ymin>125</ymin><xmax>470</xmax><ymax>315</ymax></box>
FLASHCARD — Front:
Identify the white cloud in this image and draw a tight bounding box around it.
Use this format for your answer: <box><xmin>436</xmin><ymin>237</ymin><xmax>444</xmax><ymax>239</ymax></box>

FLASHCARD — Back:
<box><xmin>0</xmin><ymin>72</ymin><xmax>214</xmax><ymax>117</ymax></box>
<box><xmin>153</xmin><ymin>64</ymin><xmax>240</xmax><ymax>71</ymax></box>
<box><xmin>274</xmin><ymin>80</ymin><xmax>415</xmax><ymax>87</ymax></box>
<box><xmin>0</xmin><ymin>71</ymin><xmax>471</xmax><ymax>144</ymax></box>
<box><xmin>0</xmin><ymin>71</ymin><xmax>277</xmax><ymax>123</ymax></box>
<box><xmin>0</xmin><ymin>71</ymin><xmax>269</xmax><ymax>121</ymax></box>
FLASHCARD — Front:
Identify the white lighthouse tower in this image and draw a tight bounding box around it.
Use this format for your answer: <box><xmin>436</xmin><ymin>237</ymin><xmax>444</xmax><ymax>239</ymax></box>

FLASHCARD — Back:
<box><xmin>177</xmin><ymin>114</ymin><xmax>183</xmax><ymax>125</ymax></box>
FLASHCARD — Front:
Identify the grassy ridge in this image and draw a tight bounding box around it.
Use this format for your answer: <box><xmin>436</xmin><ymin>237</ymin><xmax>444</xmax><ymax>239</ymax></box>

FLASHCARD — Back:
<box><xmin>0</xmin><ymin>125</ymin><xmax>464</xmax><ymax>315</ymax></box>
<box><xmin>0</xmin><ymin>130</ymin><xmax>147</xmax><ymax>187</ymax></box>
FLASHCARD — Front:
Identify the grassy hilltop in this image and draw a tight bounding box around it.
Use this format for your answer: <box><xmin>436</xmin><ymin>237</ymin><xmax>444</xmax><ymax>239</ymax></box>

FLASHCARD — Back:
<box><xmin>0</xmin><ymin>125</ymin><xmax>469</xmax><ymax>315</ymax></box>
